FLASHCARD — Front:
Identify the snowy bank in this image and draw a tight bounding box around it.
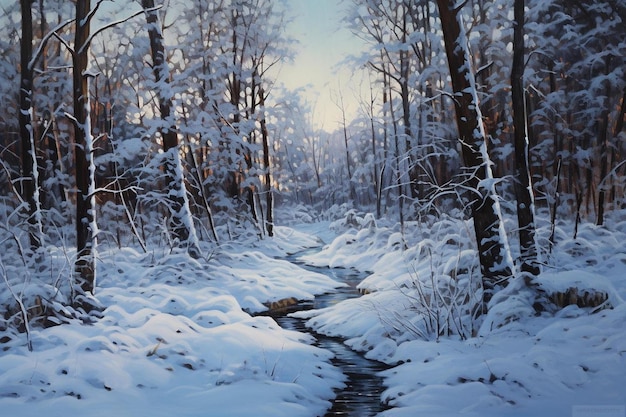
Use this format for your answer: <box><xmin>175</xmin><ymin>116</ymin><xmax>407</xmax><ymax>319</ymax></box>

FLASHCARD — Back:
<box><xmin>297</xmin><ymin>211</ymin><xmax>626</xmax><ymax>416</ymax></box>
<box><xmin>0</xmin><ymin>226</ymin><xmax>344</xmax><ymax>417</ymax></box>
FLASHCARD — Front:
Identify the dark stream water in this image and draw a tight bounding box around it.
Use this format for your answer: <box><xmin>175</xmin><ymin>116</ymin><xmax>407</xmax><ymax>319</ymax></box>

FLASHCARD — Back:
<box><xmin>269</xmin><ymin>252</ymin><xmax>390</xmax><ymax>417</ymax></box>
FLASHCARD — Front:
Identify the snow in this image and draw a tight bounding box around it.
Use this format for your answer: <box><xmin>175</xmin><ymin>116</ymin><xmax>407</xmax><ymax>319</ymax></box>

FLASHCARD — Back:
<box><xmin>84</xmin><ymin>76</ymin><xmax>99</xmax><ymax>289</ymax></box>
<box><xmin>1</xmin><ymin>212</ymin><xmax>626</xmax><ymax>416</ymax></box>
<box><xmin>0</xmin><ymin>226</ymin><xmax>343</xmax><ymax>417</ymax></box>
<box><xmin>294</xmin><ymin>211</ymin><xmax>626</xmax><ymax>416</ymax></box>
<box><xmin>27</xmin><ymin>100</ymin><xmax>44</xmax><ymax>246</ymax></box>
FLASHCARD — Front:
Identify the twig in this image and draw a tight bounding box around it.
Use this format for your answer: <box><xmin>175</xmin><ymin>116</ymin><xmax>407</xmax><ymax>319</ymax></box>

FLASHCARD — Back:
<box><xmin>0</xmin><ymin>258</ymin><xmax>33</xmax><ymax>351</ymax></box>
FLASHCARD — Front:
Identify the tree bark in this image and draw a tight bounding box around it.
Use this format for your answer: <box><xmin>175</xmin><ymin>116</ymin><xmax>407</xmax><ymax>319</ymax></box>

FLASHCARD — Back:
<box><xmin>258</xmin><ymin>86</ymin><xmax>274</xmax><ymax>237</ymax></box>
<box><xmin>142</xmin><ymin>0</ymin><xmax>200</xmax><ymax>256</ymax></box>
<box><xmin>436</xmin><ymin>0</ymin><xmax>513</xmax><ymax>304</ymax></box>
<box><xmin>20</xmin><ymin>0</ymin><xmax>43</xmax><ymax>250</ymax></box>
<box><xmin>608</xmin><ymin>87</ymin><xmax>626</xmax><ymax>209</ymax></box>
<box><xmin>511</xmin><ymin>0</ymin><xmax>539</xmax><ymax>275</ymax></box>
<box><xmin>400</xmin><ymin>30</ymin><xmax>419</xmax><ymax>201</ymax></box>
<box><xmin>73</xmin><ymin>0</ymin><xmax>97</xmax><ymax>295</ymax></box>
<box><xmin>368</xmin><ymin>82</ymin><xmax>381</xmax><ymax>218</ymax></box>
<box><xmin>338</xmin><ymin>90</ymin><xmax>356</xmax><ymax>203</ymax></box>
<box><xmin>598</xmin><ymin>74</ymin><xmax>624</xmax><ymax>225</ymax></box>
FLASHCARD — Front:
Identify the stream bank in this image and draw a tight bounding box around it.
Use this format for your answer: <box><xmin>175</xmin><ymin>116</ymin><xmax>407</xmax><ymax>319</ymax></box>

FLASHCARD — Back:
<box><xmin>264</xmin><ymin>251</ymin><xmax>390</xmax><ymax>417</ymax></box>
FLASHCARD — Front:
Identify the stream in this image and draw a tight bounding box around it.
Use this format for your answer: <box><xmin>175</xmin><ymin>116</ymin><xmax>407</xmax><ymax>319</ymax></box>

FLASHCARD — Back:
<box><xmin>267</xmin><ymin>251</ymin><xmax>390</xmax><ymax>417</ymax></box>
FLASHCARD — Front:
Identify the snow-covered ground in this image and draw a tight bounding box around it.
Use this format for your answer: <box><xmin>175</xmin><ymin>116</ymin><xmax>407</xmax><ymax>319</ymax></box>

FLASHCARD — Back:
<box><xmin>1</xmin><ymin>211</ymin><xmax>625</xmax><ymax>417</ymax></box>
<box><xmin>0</xmin><ymin>226</ymin><xmax>344</xmax><ymax>417</ymax></box>
<box><xmin>298</xmin><ymin>211</ymin><xmax>626</xmax><ymax>417</ymax></box>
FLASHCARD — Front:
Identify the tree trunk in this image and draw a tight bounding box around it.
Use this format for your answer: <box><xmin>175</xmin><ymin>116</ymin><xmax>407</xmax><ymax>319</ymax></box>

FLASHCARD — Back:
<box><xmin>400</xmin><ymin>44</ymin><xmax>419</xmax><ymax>202</ymax></box>
<box><xmin>73</xmin><ymin>0</ymin><xmax>97</xmax><ymax>295</ymax></box>
<box><xmin>387</xmin><ymin>66</ymin><xmax>405</xmax><ymax>236</ymax></box>
<box><xmin>338</xmin><ymin>91</ymin><xmax>356</xmax><ymax>203</ymax></box>
<box><xmin>39</xmin><ymin>1</ymin><xmax>67</xmax><ymax>209</ymax></box>
<box><xmin>258</xmin><ymin>86</ymin><xmax>274</xmax><ymax>237</ymax></box>
<box><xmin>609</xmin><ymin>87</ymin><xmax>626</xmax><ymax>208</ymax></box>
<box><xmin>20</xmin><ymin>0</ymin><xmax>43</xmax><ymax>250</ymax></box>
<box><xmin>368</xmin><ymin>82</ymin><xmax>381</xmax><ymax>218</ymax></box>
<box><xmin>436</xmin><ymin>0</ymin><xmax>513</xmax><ymax>304</ymax></box>
<box><xmin>597</xmin><ymin>65</ymin><xmax>623</xmax><ymax>226</ymax></box>
<box><xmin>511</xmin><ymin>0</ymin><xmax>539</xmax><ymax>275</ymax></box>
<box><xmin>142</xmin><ymin>0</ymin><xmax>200</xmax><ymax>256</ymax></box>
<box><xmin>179</xmin><ymin>101</ymin><xmax>219</xmax><ymax>243</ymax></box>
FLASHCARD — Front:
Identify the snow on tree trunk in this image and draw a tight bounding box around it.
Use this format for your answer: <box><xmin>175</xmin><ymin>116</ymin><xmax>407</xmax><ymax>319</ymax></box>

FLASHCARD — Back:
<box><xmin>167</xmin><ymin>146</ymin><xmax>201</xmax><ymax>252</ymax></box>
<box><xmin>73</xmin><ymin>0</ymin><xmax>97</xmax><ymax>295</ymax></box>
<box><xmin>27</xmin><ymin>107</ymin><xmax>44</xmax><ymax>247</ymax></box>
<box><xmin>436</xmin><ymin>0</ymin><xmax>514</xmax><ymax>305</ymax></box>
<box><xmin>20</xmin><ymin>0</ymin><xmax>43</xmax><ymax>250</ymax></box>
<box><xmin>511</xmin><ymin>0</ymin><xmax>540</xmax><ymax>276</ymax></box>
<box><xmin>142</xmin><ymin>0</ymin><xmax>200</xmax><ymax>257</ymax></box>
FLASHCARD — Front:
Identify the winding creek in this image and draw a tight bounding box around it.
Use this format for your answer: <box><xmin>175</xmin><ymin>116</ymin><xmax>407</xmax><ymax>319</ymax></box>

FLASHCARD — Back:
<box><xmin>266</xmin><ymin>250</ymin><xmax>390</xmax><ymax>417</ymax></box>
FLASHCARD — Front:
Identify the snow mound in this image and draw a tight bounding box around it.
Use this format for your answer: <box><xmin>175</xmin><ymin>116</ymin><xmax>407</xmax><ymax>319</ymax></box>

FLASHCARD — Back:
<box><xmin>537</xmin><ymin>270</ymin><xmax>623</xmax><ymax>310</ymax></box>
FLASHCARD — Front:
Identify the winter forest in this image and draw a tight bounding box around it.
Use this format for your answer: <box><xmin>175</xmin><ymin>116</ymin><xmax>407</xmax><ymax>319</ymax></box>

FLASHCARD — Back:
<box><xmin>1</xmin><ymin>0</ymin><xmax>625</xmax><ymax>416</ymax></box>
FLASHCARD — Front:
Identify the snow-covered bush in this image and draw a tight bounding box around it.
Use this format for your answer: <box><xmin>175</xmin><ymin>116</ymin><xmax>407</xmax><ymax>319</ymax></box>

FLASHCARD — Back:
<box><xmin>301</xmin><ymin>214</ymin><xmax>484</xmax><ymax>354</ymax></box>
<box><xmin>274</xmin><ymin>204</ymin><xmax>317</xmax><ymax>224</ymax></box>
<box><xmin>329</xmin><ymin>208</ymin><xmax>377</xmax><ymax>234</ymax></box>
<box><xmin>369</xmin><ymin>236</ymin><xmax>483</xmax><ymax>343</ymax></box>
<box><xmin>401</xmin><ymin>248</ymin><xmax>482</xmax><ymax>340</ymax></box>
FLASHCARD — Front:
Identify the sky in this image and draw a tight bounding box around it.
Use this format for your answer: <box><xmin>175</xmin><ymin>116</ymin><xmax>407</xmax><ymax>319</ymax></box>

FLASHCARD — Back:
<box><xmin>279</xmin><ymin>0</ymin><xmax>366</xmax><ymax>131</ymax></box>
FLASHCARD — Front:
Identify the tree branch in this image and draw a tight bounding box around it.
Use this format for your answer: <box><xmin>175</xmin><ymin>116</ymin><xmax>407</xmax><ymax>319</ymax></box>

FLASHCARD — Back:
<box><xmin>29</xmin><ymin>18</ymin><xmax>75</xmax><ymax>69</ymax></box>
<box><xmin>79</xmin><ymin>6</ymin><xmax>161</xmax><ymax>55</ymax></box>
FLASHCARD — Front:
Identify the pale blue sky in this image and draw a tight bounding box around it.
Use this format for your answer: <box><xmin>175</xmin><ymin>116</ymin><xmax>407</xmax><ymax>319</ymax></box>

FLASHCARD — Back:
<box><xmin>280</xmin><ymin>0</ymin><xmax>364</xmax><ymax>130</ymax></box>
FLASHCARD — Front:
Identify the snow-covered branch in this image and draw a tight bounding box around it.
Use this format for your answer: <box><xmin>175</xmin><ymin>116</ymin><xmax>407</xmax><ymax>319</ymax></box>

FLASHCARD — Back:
<box><xmin>28</xmin><ymin>18</ymin><xmax>75</xmax><ymax>70</ymax></box>
<box><xmin>79</xmin><ymin>5</ymin><xmax>161</xmax><ymax>55</ymax></box>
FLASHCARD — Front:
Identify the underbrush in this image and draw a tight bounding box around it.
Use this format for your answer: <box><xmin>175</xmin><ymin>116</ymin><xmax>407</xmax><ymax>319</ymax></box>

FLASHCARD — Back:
<box><xmin>382</xmin><ymin>246</ymin><xmax>483</xmax><ymax>341</ymax></box>
<box><xmin>303</xmin><ymin>207</ymin><xmax>626</xmax><ymax>350</ymax></box>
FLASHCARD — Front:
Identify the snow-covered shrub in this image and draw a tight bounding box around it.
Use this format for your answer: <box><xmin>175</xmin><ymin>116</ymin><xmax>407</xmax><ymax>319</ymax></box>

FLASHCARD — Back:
<box><xmin>380</xmin><ymin>243</ymin><xmax>483</xmax><ymax>342</ymax></box>
<box><xmin>537</xmin><ymin>271</ymin><xmax>621</xmax><ymax>312</ymax></box>
<box><xmin>274</xmin><ymin>203</ymin><xmax>316</xmax><ymax>224</ymax></box>
<box><xmin>329</xmin><ymin>208</ymin><xmax>377</xmax><ymax>234</ymax></box>
<box><xmin>210</xmin><ymin>195</ymin><xmax>263</xmax><ymax>242</ymax></box>
<box><xmin>0</xmin><ymin>248</ymin><xmax>79</xmax><ymax>348</ymax></box>
<box><xmin>303</xmin><ymin>214</ymin><xmax>484</xmax><ymax>351</ymax></box>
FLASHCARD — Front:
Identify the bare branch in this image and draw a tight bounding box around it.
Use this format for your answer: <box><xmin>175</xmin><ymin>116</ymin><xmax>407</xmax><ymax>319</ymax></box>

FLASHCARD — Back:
<box><xmin>52</xmin><ymin>31</ymin><xmax>74</xmax><ymax>57</ymax></box>
<box><xmin>1</xmin><ymin>258</ymin><xmax>33</xmax><ymax>352</ymax></box>
<box><xmin>79</xmin><ymin>5</ymin><xmax>161</xmax><ymax>55</ymax></box>
<box><xmin>29</xmin><ymin>18</ymin><xmax>75</xmax><ymax>69</ymax></box>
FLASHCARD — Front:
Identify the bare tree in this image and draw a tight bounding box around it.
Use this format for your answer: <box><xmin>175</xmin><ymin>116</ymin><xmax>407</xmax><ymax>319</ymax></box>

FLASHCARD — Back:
<box><xmin>72</xmin><ymin>0</ymin><xmax>97</xmax><ymax>295</ymax></box>
<box><xmin>436</xmin><ymin>0</ymin><xmax>514</xmax><ymax>305</ymax></box>
<box><xmin>66</xmin><ymin>0</ymin><xmax>150</xmax><ymax>295</ymax></box>
<box><xmin>142</xmin><ymin>0</ymin><xmax>200</xmax><ymax>257</ymax></box>
<box><xmin>597</xmin><ymin>81</ymin><xmax>626</xmax><ymax>226</ymax></box>
<box><xmin>258</xmin><ymin>83</ymin><xmax>274</xmax><ymax>236</ymax></box>
<box><xmin>511</xmin><ymin>0</ymin><xmax>539</xmax><ymax>275</ymax></box>
<box><xmin>336</xmin><ymin>88</ymin><xmax>356</xmax><ymax>203</ymax></box>
<box><xmin>20</xmin><ymin>0</ymin><xmax>44</xmax><ymax>250</ymax></box>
